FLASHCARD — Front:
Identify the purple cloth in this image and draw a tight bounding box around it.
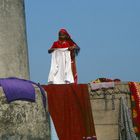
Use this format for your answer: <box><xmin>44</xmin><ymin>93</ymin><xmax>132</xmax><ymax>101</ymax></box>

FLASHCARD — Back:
<box><xmin>0</xmin><ymin>77</ymin><xmax>35</xmax><ymax>103</ymax></box>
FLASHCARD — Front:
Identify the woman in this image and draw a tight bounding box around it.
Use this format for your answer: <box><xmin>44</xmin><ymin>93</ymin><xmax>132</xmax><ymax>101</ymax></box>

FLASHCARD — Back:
<box><xmin>48</xmin><ymin>29</ymin><xmax>80</xmax><ymax>84</ymax></box>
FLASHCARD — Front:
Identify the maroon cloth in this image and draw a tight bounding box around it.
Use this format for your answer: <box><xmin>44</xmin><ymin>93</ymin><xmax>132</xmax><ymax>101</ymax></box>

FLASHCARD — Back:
<box><xmin>42</xmin><ymin>84</ymin><xmax>96</xmax><ymax>140</ymax></box>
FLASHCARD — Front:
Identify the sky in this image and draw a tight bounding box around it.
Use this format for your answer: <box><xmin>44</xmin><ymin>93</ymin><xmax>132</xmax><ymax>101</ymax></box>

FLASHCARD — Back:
<box><xmin>24</xmin><ymin>0</ymin><xmax>140</xmax><ymax>84</ymax></box>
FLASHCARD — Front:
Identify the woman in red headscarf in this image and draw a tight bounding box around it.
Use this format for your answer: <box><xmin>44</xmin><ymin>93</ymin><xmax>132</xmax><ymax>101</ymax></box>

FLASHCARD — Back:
<box><xmin>48</xmin><ymin>29</ymin><xmax>80</xmax><ymax>84</ymax></box>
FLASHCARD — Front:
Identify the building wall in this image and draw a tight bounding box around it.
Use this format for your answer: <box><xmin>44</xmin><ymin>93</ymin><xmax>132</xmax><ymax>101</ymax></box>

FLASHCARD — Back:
<box><xmin>90</xmin><ymin>82</ymin><xmax>131</xmax><ymax>140</ymax></box>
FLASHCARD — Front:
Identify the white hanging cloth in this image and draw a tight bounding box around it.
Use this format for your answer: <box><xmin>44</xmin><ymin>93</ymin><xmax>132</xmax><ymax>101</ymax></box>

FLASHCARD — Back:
<box><xmin>48</xmin><ymin>48</ymin><xmax>74</xmax><ymax>84</ymax></box>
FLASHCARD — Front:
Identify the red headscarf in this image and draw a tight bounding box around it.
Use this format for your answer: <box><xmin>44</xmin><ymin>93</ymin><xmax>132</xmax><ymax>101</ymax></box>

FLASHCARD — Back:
<box><xmin>51</xmin><ymin>29</ymin><xmax>74</xmax><ymax>49</ymax></box>
<box><xmin>59</xmin><ymin>29</ymin><xmax>71</xmax><ymax>38</ymax></box>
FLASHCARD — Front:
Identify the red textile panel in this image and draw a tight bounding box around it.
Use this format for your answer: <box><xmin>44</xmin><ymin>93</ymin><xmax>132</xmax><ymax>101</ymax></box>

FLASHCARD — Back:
<box><xmin>42</xmin><ymin>84</ymin><xmax>96</xmax><ymax>140</ymax></box>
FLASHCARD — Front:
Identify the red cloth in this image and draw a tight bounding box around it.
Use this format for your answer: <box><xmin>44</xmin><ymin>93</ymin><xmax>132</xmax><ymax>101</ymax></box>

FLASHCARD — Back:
<box><xmin>51</xmin><ymin>29</ymin><xmax>73</xmax><ymax>49</ymax></box>
<box><xmin>42</xmin><ymin>84</ymin><xmax>96</xmax><ymax>140</ymax></box>
<box><xmin>51</xmin><ymin>40</ymin><xmax>74</xmax><ymax>49</ymax></box>
<box><xmin>129</xmin><ymin>82</ymin><xmax>140</xmax><ymax>136</ymax></box>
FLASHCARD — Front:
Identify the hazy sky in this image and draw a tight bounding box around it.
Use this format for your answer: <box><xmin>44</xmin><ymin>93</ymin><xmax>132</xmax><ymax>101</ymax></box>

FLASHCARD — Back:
<box><xmin>24</xmin><ymin>0</ymin><xmax>140</xmax><ymax>84</ymax></box>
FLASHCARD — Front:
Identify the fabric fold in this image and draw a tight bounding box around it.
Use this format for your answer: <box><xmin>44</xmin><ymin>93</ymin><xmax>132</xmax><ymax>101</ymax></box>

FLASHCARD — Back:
<box><xmin>0</xmin><ymin>77</ymin><xmax>35</xmax><ymax>102</ymax></box>
<box><xmin>90</xmin><ymin>82</ymin><xmax>115</xmax><ymax>90</ymax></box>
<box><xmin>42</xmin><ymin>84</ymin><xmax>96</xmax><ymax>140</ymax></box>
<box><xmin>48</xmin><ymin>48</ymin><xmax>74</xmax><ymax>84</ymax></box>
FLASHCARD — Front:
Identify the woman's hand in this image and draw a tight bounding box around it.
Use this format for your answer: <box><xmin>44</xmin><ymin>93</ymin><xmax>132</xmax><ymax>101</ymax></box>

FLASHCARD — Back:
<box><xmin>68</xmin><ymin>46</ymin><xmax>75</xmax><ymax>51</ymax></box>
<box><xmin>48</xmin><ymin>48</ymin><xmax>55</xmax><ymax>53</ymax></box>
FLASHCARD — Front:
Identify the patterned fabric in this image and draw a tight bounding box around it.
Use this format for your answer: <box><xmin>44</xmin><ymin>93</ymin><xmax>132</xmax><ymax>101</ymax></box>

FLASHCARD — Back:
<box><xmin>129</xmin><ymin>82</ymin><xmax>140</xmax><ymax>137</ymax></box>
<box><xmin>90</xmin><ymin>82</ymin><xmax>115</xmax><ymax>90</ymax></box>
<box><xmin>118</xmin><ymin>96</ymin><xmax>137</xmax><ymax>140</ymax></box>
<box><xmin>91</xmin><ymin>78</ymin><xmax>121</xmax><ymax>83</ymax></box>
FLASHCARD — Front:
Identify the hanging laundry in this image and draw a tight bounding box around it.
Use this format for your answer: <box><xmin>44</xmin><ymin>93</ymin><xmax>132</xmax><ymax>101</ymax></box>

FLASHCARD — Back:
<box><xmin>129</xmin><ymin>82</ymin><xmax>140</xmax><ymax>138</ymax></box>
<box><xmin>90</xmin><ymin>82</ymin><xmax>115</xmax><ymax>90</ymax></box>
<box><xmin>0</xmin><ymin>77</ymin><xmax>35</xmax><ymax>102</ymax></box>
<box><xmin>92</xmin><ymin>78</ymin><xmax>121</xmax><ymax>83</ymax></box>
<box><xmin>48</xmin><ymin>48</ymin><xmax>74</xmax><ymax>84</ymax></box>
<box><xmin>42</xmin><ymin>84</ymin><xmax>97</xmax><ymax>140</ymax></box>
<box><xmin>118</xmin><ymin>96</ymin><xmax>137</xmax><ymax>140</ymax></box>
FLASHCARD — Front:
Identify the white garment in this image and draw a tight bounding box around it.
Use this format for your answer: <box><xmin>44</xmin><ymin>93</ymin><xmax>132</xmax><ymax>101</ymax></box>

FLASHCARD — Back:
<box><xmin>48</xmin><ymin>48</ymin><xmax>74</xmax><ymax>84</ymax></box>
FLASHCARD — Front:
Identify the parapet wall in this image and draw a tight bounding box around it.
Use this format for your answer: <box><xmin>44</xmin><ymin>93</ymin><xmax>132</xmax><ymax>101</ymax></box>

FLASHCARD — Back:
<box><xmin>0</xmin><ymin>85</ymin><xmax>50</xmax><ymax>140</ymax></box>
<box><xmin>0</xmin><ymin>82</ymin><xmax>132</xmax><ymax>140</ymax></box>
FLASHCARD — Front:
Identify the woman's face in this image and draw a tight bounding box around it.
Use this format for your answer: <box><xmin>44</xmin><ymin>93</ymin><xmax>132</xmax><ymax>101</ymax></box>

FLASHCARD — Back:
<box><xmin>59</xmin><ymin>32</ymin><xmax>67</xmax><ymax>41</ymax></box>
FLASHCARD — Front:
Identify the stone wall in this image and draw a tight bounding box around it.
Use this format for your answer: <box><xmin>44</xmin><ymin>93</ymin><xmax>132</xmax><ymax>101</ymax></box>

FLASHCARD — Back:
<box><xmin>0</xmin><ymin>85</ymin><xmax>50</xmax><ymax>140</ymax></box>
